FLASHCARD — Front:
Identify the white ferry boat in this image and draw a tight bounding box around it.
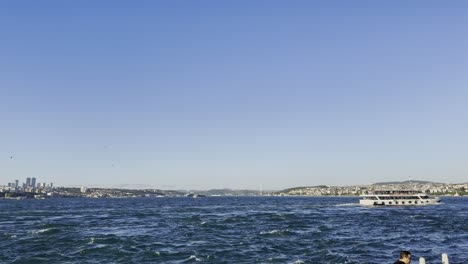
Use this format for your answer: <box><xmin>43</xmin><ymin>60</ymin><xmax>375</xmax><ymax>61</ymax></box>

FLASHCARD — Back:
<box><xmin>359</xmin><ymin>190</ymin><xmax>441</xmax><ymax>206</ymax></box>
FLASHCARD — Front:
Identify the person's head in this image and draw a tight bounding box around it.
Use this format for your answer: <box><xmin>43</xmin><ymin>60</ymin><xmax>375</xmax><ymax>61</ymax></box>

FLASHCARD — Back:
<box><xmin>399</xmin><ymin>251</ymin><xmax>412</xmax><ymax>264</ymax></box>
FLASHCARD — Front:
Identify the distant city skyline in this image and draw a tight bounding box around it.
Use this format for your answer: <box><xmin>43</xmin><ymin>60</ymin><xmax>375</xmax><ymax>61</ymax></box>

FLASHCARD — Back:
<box><xmin>4</xmin><ymin>176</ymin><xmax>53</xmax><ymax>190</ymax></box>
<box><xmin>1</xmin><ymin>1</ymin><xmax>468</xmax><ymax>189</ymax></box>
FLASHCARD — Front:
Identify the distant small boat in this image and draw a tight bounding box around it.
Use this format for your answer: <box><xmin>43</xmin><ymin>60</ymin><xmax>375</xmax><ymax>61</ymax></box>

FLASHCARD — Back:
<box><xmin>359</xmin><ymin>190</ymin><xmax>440</xmax><ymax>206</ymax></box>
<box><xmin>185</xmin><ymin>193</ymin><xmax>206</xmax><ymax>198</ymax></box>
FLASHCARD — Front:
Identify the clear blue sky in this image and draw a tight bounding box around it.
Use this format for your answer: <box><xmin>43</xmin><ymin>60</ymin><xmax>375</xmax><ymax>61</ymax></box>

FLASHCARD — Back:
<box><xmin>1</xmin><ymin>1</ymin><xmax>467</xmax><ymax>189</ymax></box>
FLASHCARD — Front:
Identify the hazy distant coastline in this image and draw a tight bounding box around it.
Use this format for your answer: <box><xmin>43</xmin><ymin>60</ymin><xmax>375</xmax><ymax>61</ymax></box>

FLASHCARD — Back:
<box><xmin>1</xmin><ymin>180</ymin><xmax>466</xmax><ymax>199</ymax></box>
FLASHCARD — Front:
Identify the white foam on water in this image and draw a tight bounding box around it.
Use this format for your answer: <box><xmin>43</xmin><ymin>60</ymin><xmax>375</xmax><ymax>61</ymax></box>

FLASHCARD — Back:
<box><xmin>88</xmin><ymin>237</ymin><xmax>95</xmax><ymax>244</ymax></box>
<box><xmin>186</xmin><ymin>255</ymin><xmax>202</xmax><ymax>261</ymax></box>
<box><xmin>335</xmin><ymin>203</ymin><xmax>358</xmax><ymax>207</ymax></box>
<box><xmin>31</xmin><ymin>228</ymin><xmax>55</xmax><ymax>234</ymax></box>
<box><xmin>260</xmin><ymin>229</ymin><xmax>289</xmax><ymax>235</ymax></box>
<box><xmin>200</xmin><ymin>221</ymin><xmax>207</xmax><ymax>225</ymax></box>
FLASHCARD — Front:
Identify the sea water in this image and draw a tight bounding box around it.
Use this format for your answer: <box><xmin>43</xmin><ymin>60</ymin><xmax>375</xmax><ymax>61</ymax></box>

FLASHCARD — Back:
<box><xmin>0</xmin><ymin>197</ymin><xmax>467</xmax><ymax>263</ymax></box>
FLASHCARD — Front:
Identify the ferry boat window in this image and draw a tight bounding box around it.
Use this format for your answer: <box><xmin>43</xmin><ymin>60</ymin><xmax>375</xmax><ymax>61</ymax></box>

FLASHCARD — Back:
<box><xmin>389</xmin><ymin>202</ymin><xmax>392</xmax><ymax>205</ymax></box>
<box><xmin>395</xmin><ymin>201</ymin><xmax>398</xmax><ymax>205</ymax></box>
<box><xmin>402</xmin><ymin>201</ymin><xmax>405</xmax><ymax>204</ymax></box>
<box><xmin>409</xmin><ymin>201</ymin><xmax>412</xmax><ymax>204</ymax></box>
<box><xmin>415</xmin><ymin>201</ymin><xmax>417</xmax><ymax>204</ymax></box>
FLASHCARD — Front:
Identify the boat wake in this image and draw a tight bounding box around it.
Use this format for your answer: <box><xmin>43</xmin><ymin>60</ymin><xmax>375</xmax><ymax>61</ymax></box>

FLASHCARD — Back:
<box><xmin>334</xmin><ymin>203</ymin><xmax>358</xmax><ymax>207</ymax></box>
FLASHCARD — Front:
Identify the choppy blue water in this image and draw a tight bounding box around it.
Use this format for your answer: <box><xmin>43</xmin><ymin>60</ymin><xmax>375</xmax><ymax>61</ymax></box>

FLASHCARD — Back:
<box><xmin>0</xmin><ymin>197</ymin><xmax>467</xmax><ymax>264</ymax></box>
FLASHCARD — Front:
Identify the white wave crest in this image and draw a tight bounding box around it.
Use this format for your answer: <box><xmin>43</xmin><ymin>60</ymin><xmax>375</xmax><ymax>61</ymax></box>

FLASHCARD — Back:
<box><xmin>32</xmin><ymin>228</ymin><xmax>56</xmax><ymax>234</ymax></box>
<box><xmin>186</xmin><ymin>255</ymin><xmax>202</xmax><ymax>261</ymax></box>
<box><xmin>260</xmin><ymin>229</ymin><xmax>289</xmax><ymax>235</ymax></box>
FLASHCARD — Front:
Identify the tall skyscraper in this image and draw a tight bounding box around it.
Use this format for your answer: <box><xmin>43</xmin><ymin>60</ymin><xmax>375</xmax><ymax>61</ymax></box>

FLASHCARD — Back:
<box><xmin>31</xmin><ymin>178</ymin><xmax>36</xmax><ymax>188</ymax></box>
<box><xmin>15</xmin><ymin>180</ymin><xmax>19</xmax><ymax>188</ymax></box>
<box><xmin>26</xmin><ymin>178</ymin><xmax>31</xmax><ymax>187</ymax></box>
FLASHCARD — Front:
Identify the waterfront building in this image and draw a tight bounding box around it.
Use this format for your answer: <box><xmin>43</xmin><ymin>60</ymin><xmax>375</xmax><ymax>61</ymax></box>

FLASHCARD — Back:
<box><xmin>31</xmin><ymin>178</ymin><xmax>36</xmax><ymax>188</ymax></box>
<box><xmin>26</xmin><ymin>178</ymin><xmax>31</xmax><ymax>187</ymax></box>
<box><xmin>15</xmin><ymin>180</ymin><xmax>18</xmax><ymax>188</ymax></box>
